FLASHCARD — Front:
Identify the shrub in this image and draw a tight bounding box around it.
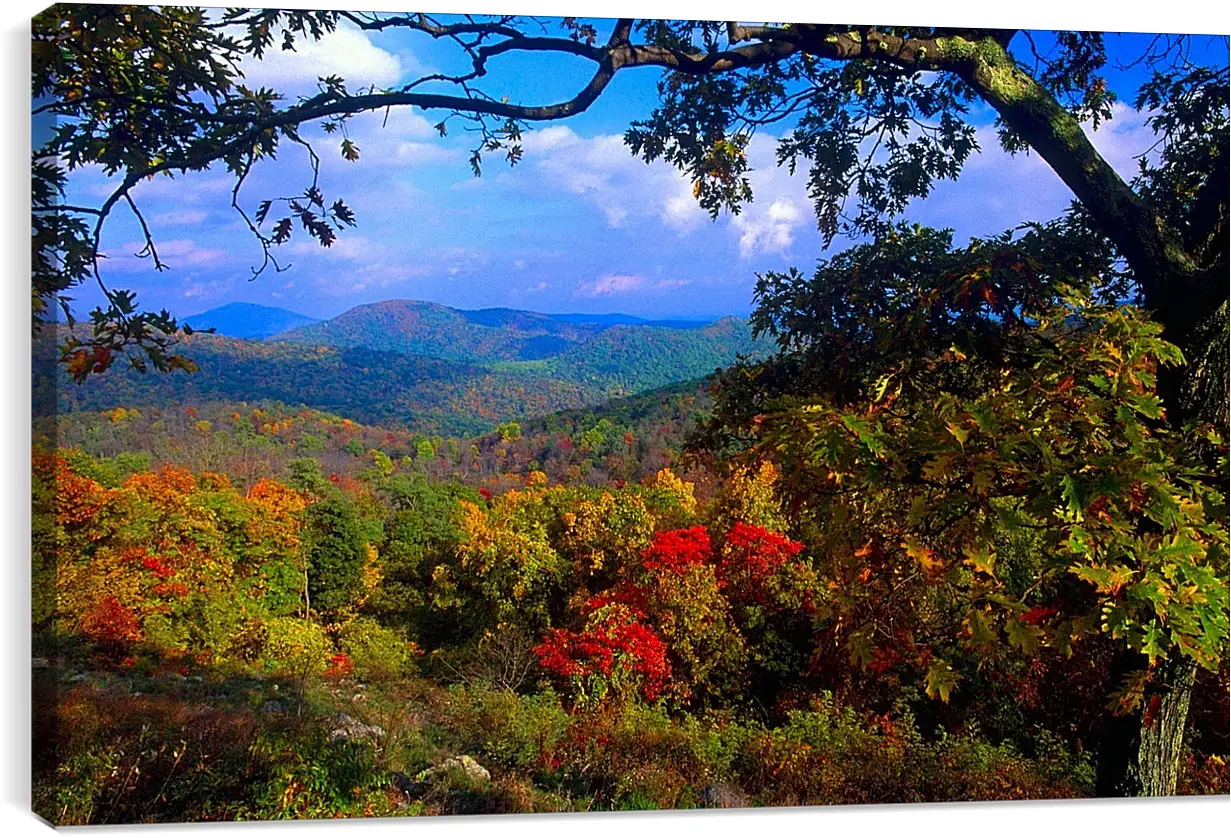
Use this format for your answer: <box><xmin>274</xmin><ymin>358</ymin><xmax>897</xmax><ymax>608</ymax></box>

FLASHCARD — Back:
<box><xmin>731</xmin><ymin>694</ymin><xmax>1090</xmax><ymax>806</ymax></box>
<box><xmin>338</xmin><ymin>618</ymin><xmax>417</xmax><ymax>681</ymax></box>
<box><xmin>261</xmin><ymin>617</ymin><xmax>332</xmax><ymax>687</ymax></box>
<box><xmin>534</xmin><ymin>604</ymin><xmax>671</xmax><ymax>706</ymax></box>
<box><xmin>544</xmin><ymin>701</ymin><xmax>727</xmax><ymax>809</ymax></box>
<box><xmin>441</xmin><ymin>686</ymin><xmax>570</xmax><ymax>774</ymax></box>
<box><xmin>247</xmin><ymin>726</ymin><xmax>390</xmax><ymax>820</ymax></box>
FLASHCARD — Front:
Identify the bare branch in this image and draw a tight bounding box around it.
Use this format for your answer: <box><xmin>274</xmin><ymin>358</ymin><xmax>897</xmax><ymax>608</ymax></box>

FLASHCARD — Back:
<box><xmin>124</xmin><ymin>194</ymin><xmax>167</xmax><ymax>272</ymax></box>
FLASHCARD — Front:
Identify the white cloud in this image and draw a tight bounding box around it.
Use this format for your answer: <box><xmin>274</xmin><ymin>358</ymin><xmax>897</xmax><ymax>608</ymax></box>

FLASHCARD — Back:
<box><xmin>102</xmin><ymin>238</ymin><xmax>228</xmax><ymax>273</ymax></box>
<box><xmin>1086</xmin><ymin>102</ymin><xmax>1159</xmax><ymax>179</ymax></box>
<box><xmin>87</xmin><ymin>172</ymin><xmax>233</xmax><ymax>201</ymax></box>
<box><xmin>575</xmin><ymin>273</ymin><xmax>645</xmax><ymax>297</ymax></box>
<box><xmin>308</xmin><ymin>107</ymin><xmax>451</xmax><ymax>174</ymax></box>
<box><xmin>727</xmin><ymin>134</ymin><xmax>812</xmax><ymax>258</ymax></box>
<box><xmin>149</xmin><ymin>208</ymin><xmax>209</xmax><ymax>227</ymax></box>
<box><xmin>662</xmin><ymin>190</ymin><xmax>707</xmax><ymax>233</ymax></box>
<box><xmin>236</xmin><ymin>23</ymin><xmax>406</xmax><ymax>91</ymax></box>
<box><xmin>915</xmin><ymin>104</ymin><xmax>1158</xmax><ymax>237</ymax></box>
<box><xmin>288</xmin><ymin>234</ymin><xmax>378</xmax><ymax>261</ymax></box>
<box><xmin>521</xmin><ymin>127</ymin><xmax>707</xmax><ymax>233</ymax></box>
<box><xmin>734</xmin><ymin>197</ymin><xmax>805</xmax><ymax>258</ymax></box>
<box><xmin>182</xmin><ymin>275</ymin><xmax>234</xmax><ymax>300</ymax></box>
<box><xmin>518</xmin><ymin>126</ymin><xmax>811</xmax><ymax>259</ymax></box>
<box><xmin>312</xmin><ymin>261</ymin><xmax>434</xmax><ymax>297</ymax></box>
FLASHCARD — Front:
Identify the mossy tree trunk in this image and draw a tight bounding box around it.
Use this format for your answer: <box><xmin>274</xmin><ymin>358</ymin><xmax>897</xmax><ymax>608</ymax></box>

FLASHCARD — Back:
<box><xmin>1097</xmin><ymin>653</ymin><xmax>1199</xmax><ymax>796</ymax></box>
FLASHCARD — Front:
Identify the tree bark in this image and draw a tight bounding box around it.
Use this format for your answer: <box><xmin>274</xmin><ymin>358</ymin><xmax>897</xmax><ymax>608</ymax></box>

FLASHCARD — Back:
<box><xmin>1096</xmin><ymin>653</ymin><xmax>1199</xmax><ymax>796</ymax></box>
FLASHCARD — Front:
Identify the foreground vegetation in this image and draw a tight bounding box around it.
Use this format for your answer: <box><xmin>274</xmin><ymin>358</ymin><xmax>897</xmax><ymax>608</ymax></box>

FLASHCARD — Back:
<box><xmin>31</xmin><ymin>383</ymin><xmax>1229</xmax><ymax>822</ymax></box>
<box><xmin>33</xmin><ymin>224</ymin><xmax>1230</xmax><ymax>818</ymax></box>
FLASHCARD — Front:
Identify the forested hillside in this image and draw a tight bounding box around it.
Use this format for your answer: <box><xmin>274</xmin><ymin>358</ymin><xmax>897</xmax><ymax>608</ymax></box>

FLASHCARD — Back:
<box><xmin>39</xmin><ymin>312</ymin><xmax>768</xmax><ymax>435</ymax></box>
<box><xmin>40</xmin><ymin>381</ymin><xmax>713</xmax><ymax>492</ymax></box>
<box><xmin>274</xmin><ymin>300</ymin><xmax>604</xmax><ymax>362</ymax></box>
<box><xmin>538</xmin><ymin>317</ymin><xmax>771</xmax><ymax>393</ymax></box>
<box><xmin>38</xmin><ymin>332</ymin><xmax>592</xmax><ymax>436</ymax></box>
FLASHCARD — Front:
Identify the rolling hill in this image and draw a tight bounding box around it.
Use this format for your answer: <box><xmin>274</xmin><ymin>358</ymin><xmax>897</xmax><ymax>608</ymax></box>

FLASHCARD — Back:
<box><xmin>272</xmin><ymin>299</ymin><xmax>603</xmax><ymax>362</ymax></box>
<box><xmin>45</xmin><ymin>300</ymin><xmax>775</xmax><ymax>436</ymax></box>
<box><xmin>182</xmin><ymin>302</ymin><xmax>319</xmax><ymax>340</ymax></box>
<box><xmin>40</xmin><ymin>332</ymin><xmax>596</xmax><ymax>436</ymax></box>
<box><xmin>536</xmin><ymin>316</ymin><xmax>770</xmax><ymax>393</ymax></box>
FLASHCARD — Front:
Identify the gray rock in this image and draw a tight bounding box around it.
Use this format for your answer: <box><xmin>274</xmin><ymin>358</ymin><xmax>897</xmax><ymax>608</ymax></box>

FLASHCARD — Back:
<box><xmin>327</xmin><ymin>712</ymin><xmax>386</xmax><ymax>742</ymax></box>
<box><xmin>259</xmin><ymin>700</ymin><xmax>284</xmax><ymax>715</ymax></box>
<box><xmin>425</xmin><ymin>755</ymin><xmax>490</xmax><ymax>784</ymax></box>
<box><xmin>700</xmin><ymin>783</ymin><xmax>748</xmax><ymax>809</ymax></box>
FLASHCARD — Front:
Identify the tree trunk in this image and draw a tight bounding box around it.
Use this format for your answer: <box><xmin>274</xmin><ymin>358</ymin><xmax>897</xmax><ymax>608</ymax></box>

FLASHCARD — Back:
<box><xmin>1096</xmin><ymin>653</ymin><xmax>1198</xmax><ymax>796</ymax></box>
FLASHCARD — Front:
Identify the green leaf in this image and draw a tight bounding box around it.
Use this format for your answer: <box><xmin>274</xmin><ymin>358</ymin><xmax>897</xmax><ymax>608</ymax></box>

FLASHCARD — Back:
<box><xmin>1060</xmin><ymin>474</ymin><xmax>1084</xmax><ymax>520</ymax></box>
<box><xmin>1139</xmin><ymin>622</ymin><xmax>1168</xmax><ymax>665</ymax></box>
<box><xmin>945</xmin><ymin>420</ymin><xmax>969</xmax><ymax>446</ymax></box>
<box><xmin>924</xmin><ymin>658</ymin><xmax>960</xmax><ymax>702</ymax></box>
<box><xmin>962</xmin><ymin>543</ymin><xmax>996</xmax><ymax>577</ymax></box>
<box><xmin>1064</xmin><ymin>525</ymin><xmax>1094</xmax><ymax>558</ymax></box>
<box><xmin>841</xmin><ymin>414</ymin><xmax>887</xmax><ymax>458</ymax></box>
<box><xmin>965</xmin><ymin>609</ymin><xmax>997</xmax><ymax>647</ymax></box>
<box><xmin>846</xmin><ymin>628</ymin><xmax>876</xmax><ymax>669</ymax></box>
<box><xmin>1005</xmin><ymin>618</ymin><xmax>1043</xmax><ymax>655</ymax></box>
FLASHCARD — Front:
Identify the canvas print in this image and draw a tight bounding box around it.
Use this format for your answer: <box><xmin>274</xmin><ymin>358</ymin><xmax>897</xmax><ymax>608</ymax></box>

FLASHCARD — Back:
<box><xmin>30</xmin><ymin>4</ymin><xmax>1230</xmax><ymax>824</ymax></box>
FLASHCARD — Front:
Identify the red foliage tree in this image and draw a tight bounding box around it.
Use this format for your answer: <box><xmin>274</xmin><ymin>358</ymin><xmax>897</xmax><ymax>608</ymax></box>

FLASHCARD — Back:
<box><xmin>80</xmin><ymin>595</ymin><xmax>143</xmax><ymax>649</ymax></box>
<box><xmin>641</xmin><ymin>526</ymin><xmax>712</xmax><ymax>574</ymax></box>
<box><xmin>534</xmin><ymin>604</ymin><xmax>672</xmax><ymax>703</ymax></box>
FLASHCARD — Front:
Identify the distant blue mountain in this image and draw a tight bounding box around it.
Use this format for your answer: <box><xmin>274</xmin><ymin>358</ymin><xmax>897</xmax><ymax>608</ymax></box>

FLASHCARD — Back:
<box><xmin>547</xmin><ymin>312</ymin><xmax>715</xmax><ymax>330</ymax></box>
<box><xmin>183</xmin><ymin>302</ymin><xmax>319</xmax><ymax>340</ymax></box>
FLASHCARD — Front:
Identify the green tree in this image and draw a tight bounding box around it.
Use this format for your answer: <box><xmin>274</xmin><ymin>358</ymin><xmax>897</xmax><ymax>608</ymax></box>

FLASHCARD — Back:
<box><xmin>701</xmin><ymin>222</ymin><xmax>1228</xmax><ymax>796</ymax></box>
<box><xmin>295</xmin><ymin>483</ymin><xmax>365</xmax><ymax>614</ymax></box>
<box><xmin>369</xmin><ymin>474</ymin><xmax>478</xmax><ymax>634</ymax></box>
<box><xmin>496</xmin><ymin>422</ymin><xmax>523</xmax><ymax>442</ymax></box>
<box><xmin>286</xmin><ymin>457</ymin><xmax>330</xmax><ymax>496</ymax></box>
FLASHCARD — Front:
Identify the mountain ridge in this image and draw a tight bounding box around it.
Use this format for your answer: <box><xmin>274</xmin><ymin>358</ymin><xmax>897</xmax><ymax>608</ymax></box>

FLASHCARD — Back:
<box><xmin>42</xmin><ymin>305</ymin><xmax>772</xmax><ymax>435</ymax></box>
<box><xmin>182</xmin><ymin>302</ymin><xmax>318</xmax><ymax>340</ymax></box>
<box><xmin>269</xmin><ymin>298</ymin><xmax>743</xmax><ymax>363</ymax></box>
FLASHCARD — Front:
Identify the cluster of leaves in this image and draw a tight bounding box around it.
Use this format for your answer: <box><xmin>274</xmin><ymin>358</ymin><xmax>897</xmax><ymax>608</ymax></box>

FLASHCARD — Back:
<box><xmin>31</xmin><ymin>5</ymin><xmax>364</xmax><ymax>378</ymax></box>
<box><xmin>535</xmin><ymin>603</ymin><xmax>673</xmax><ymax>705</ymax></box>
<box><xmin>32</xmin><ymin>450</ymin><xmax>414</xmax><ymax>690</ymax></box>
<box><xmin>434</xmin><ymin>468</ymin><xmax>820</xmax><ymax>710</ymax></box>
<box><xmin>700</xmin><ymin>223</ymin><xmax>1229</xmax><ymax>712</ymax></box>
<box><xmin>626</xmin><ymin>22</ymin><xmax>989</xmax><ymax>242</ymax></box>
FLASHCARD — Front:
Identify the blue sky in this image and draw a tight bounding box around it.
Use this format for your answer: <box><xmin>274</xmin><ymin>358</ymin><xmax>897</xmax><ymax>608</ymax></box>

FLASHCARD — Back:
<box><xmin>54</xmin><ymin>17</ymin><xmax>1229</xmax><ymax>322</ymax></box>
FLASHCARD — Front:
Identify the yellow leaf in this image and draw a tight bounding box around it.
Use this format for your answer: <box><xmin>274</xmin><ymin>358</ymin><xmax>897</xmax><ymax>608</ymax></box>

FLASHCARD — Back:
<box><xmin>904</xmin><ymin>537</ymin><xmax>944</xmax><ymax>574</ymax></box>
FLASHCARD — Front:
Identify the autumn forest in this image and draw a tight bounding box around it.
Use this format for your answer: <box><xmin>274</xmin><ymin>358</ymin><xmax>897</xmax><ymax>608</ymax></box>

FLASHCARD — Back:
<box><xmin>29</xmin><ymin>6</ymin><xmax>1229</xmax><ymax>825</ymax></box>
